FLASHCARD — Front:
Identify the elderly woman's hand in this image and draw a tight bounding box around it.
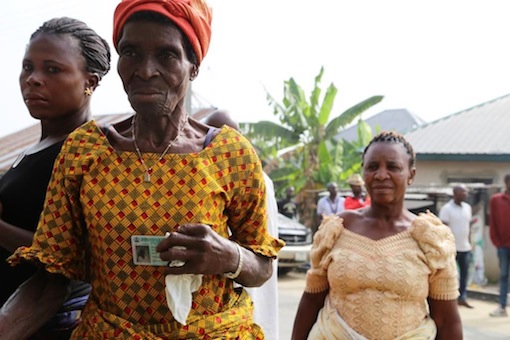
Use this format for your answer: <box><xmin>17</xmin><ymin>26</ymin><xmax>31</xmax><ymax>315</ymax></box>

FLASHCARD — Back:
<box><xmin>156</xmin><ymin>223</ymin><xmax>273</xmax><ymax>286</ymax></box>
<box><xmin>156</xmin><ymin>223</ymin><xmax>239</xmax><ymax>276</ymax></box>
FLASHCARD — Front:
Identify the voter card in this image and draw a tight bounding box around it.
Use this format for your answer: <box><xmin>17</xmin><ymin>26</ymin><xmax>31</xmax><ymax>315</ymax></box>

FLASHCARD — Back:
<box><xmin>131</xmin><ymin>235</ymin><xmax>168</xmax><ymax>266</ymax></box>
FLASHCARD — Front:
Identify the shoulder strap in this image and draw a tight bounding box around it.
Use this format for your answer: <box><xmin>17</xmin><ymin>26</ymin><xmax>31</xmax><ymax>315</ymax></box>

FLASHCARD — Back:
<box><xmin>203</xmin><ymin>127</ymin><xmax>220</xmax><ymax>148</ymax></box>
<box><xmin>101</xmin><ymin>124</ymin><xmax>111</xmax><ymax>137</ymax></box>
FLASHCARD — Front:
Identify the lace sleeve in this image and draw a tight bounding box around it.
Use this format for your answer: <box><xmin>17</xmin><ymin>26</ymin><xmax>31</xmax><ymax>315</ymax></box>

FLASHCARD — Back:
<box><xmin>411</xmin><ymin>212</ymin><xmax>460</xmax><ymax>301</ymax></box>
<box><xmin>305</xmin><ymin>215</ymin><xmax>343</xmax><ymax>293</ymax></box>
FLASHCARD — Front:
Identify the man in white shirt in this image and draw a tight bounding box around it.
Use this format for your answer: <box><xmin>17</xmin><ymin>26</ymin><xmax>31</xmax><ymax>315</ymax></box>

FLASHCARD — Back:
<box><xmin>199</xmin><ymin>109</ymin><xmax>280</xmax><ymax>339</ymax></box>
<box><xmin>250</xmin><ymin>172</ymin><xmax>279</xmax><ymax>339</ymax></box>
<box><xmin>439</xmin><ymin>184</ymin><xmax>473</xmax><ymax>308</ymax></box>
<box><xmin>316</xmin><ymin>182</ymin><xmax>345</xmax><ymax>224</ymax></box>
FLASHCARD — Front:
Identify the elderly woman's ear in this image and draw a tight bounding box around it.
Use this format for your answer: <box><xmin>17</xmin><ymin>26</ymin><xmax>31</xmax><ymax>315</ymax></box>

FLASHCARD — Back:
<box><xmin>189</xmin><ymin>65</ymin><xmax>199</xmax><ymax>81</ymax></box>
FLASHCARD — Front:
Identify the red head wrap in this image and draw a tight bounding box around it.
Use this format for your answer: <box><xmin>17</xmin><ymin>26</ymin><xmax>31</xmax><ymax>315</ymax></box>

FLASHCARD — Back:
<box><xmin>113</xmin><ymin>0</ymin><xmax>212</xmax><ymax>65</ymax></box>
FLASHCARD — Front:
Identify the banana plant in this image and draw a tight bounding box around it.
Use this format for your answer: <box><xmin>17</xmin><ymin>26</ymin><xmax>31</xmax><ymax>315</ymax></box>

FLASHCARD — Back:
<box><xmin>241</xmin><ymin>67</ymin><xmax>382</xmax><ymax>227</ymax></box>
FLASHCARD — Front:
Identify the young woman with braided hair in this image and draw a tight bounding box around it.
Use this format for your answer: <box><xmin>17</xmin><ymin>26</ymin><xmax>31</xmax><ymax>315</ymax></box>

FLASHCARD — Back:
<box><xmin>0</xmin><ymin>16</ymin><xmax>110</xmax><ymax>338</ymax></box>
<box><xmin>292</xmin><ymin>131</ymin><xmax>462</xmax><ymax>339</ymax></box>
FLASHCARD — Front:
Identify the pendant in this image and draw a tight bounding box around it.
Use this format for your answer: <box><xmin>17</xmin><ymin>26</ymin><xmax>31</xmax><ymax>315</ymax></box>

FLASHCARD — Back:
<box><xmin>144</xmin><ymin>172</ymin><xmax>151</xmax><ymax>183</ymax></box>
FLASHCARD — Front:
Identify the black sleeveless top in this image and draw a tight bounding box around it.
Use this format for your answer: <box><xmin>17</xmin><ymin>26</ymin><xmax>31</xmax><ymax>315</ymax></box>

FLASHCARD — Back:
<box><xmin>0</xmin><ymin>141</ymin><xmax>90</xmax><ymax>304</ymax></box>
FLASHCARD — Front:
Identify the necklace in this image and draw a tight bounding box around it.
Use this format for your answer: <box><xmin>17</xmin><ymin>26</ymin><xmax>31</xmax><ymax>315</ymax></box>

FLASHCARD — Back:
<box><xmin>327</xmin><ymin>196</ymin><xmax>339</xmax><ymax>214</ymax></box>
<box><xmin>131</xmin><ymin>115</ymin><xmax>185</xmax><ymax>183</ymax></box>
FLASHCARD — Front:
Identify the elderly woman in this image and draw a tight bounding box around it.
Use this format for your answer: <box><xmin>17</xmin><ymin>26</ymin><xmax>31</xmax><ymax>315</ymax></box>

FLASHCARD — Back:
<box><xmin>292</xmin><ymin>131</ymin><xmax>462</xmax><ymax>339</ymax></box>
<box><xmin>0</xmin><ymin>1</ymin><xmax>283</xmax><ymax>339</ymax></box>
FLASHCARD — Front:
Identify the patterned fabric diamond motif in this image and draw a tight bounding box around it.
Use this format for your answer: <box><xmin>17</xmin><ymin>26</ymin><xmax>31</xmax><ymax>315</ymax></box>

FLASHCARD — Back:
<box><xmin>9</xmin><ymin>122</ymin><xmax>283</xmax><ymax>339</ymax></box>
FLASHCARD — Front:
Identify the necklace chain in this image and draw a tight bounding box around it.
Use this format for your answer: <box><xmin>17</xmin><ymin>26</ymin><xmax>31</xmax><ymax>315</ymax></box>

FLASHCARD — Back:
<box><xmin>131</xmin><ymin>115</ymin><xmax>185</xmax><ymax>183</ymax></box>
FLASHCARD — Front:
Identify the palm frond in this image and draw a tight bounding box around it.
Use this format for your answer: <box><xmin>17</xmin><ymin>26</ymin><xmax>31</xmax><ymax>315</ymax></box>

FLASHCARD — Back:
<box><xmin>318</xmin><ymin>83</ymin><xmax>338</xmax><ymax>126</ymax></box>
<box><xmin>324</xmin><ymin>95</ymin><xmax>383</xmax><ymax>139</ymax></box>
<box><xmin>310</xmin><ymin>67</ymin><xmax>324</xmax><ymax>105</ymax></box>
<box><xmin>241</xmin><ymin>121</ymin><xmax>295</xmax><ymax>141</ymax></box>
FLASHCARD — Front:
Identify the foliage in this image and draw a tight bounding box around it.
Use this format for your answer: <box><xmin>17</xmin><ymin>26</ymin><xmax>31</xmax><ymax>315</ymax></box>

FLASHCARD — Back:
<box><xmin>241</xmin><ymin>67</ymin><xmax>382</xmax><ymax>227</ymax></box>
<box><xmin>242</xmin><ymin>67</ymin><xmax>381</xmax><ymax>191</ymax></box>
<box><xmin>338</xmin><ymin>118</ymin><xmax>375</xmax><ymax>183</ymax></box>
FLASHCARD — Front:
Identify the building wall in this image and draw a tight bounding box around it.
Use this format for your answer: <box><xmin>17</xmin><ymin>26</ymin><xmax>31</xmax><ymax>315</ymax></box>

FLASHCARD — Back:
<box><xmin>413</xmin><ymin>160</ymin><xmax>510</xmax><ymax>186</ymax></box>
<box><xmin>414</xmin><ymin>160</ymin><xmax>509</xmax><ymax>283</ymax></box>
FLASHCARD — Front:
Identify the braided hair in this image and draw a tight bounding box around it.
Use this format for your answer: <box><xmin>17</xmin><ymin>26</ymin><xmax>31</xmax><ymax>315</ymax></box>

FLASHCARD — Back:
<box><xmin>362</xmin><ymin>131</ymin><xmax>416</xmax><ymax>168</ymax></box>
<box><xmin>31</xmin><ymin>17</ymin><xmax>111</xmax><ymax>79</ymax></box>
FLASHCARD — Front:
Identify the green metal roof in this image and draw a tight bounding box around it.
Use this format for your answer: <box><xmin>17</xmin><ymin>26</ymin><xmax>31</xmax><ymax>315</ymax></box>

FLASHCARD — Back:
<box><xmin>417</xmin><ymin>154</ymin><xmax>510</xmax><ymax>162</ymax></box>
<box><xmin>405</xmin><ymin>93</ymin><xmax>510</xmax><ymax>160</ymax></box>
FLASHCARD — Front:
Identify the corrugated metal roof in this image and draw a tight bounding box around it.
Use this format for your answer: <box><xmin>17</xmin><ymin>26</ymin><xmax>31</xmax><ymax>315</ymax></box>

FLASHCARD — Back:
<box><xmin>405</xmin><ymin>94</ymin><xmax>510</xmax><ymax>159</ymax></box>
<box><xmin>336</xmin><ymin>109</ymin><xmax>425</xmax><ymax>142</ymax></box>
<box><xmin>0</xmin><ymin>113</ymin><xmax>132</xmax><ymax>172</ymax></box>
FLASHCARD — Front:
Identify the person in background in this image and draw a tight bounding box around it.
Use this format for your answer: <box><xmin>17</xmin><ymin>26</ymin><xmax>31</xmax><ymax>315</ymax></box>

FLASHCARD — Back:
<box><xmin>200</xmin><ymin>108</ymin><xmax>280</xmax><ymax>340</ymax></box>
<box><xmin>439</xmin><ymin>184</ymin><xmax>474</xmax><ymax>309</ymax></box>
<box><xmin>0</xmin><ymin>1</ymin><xmax>283</xmax><ymax>339</ymax></box>
<box><xmin>343</xmin><ymin>173</ymin><xmax>371</xmax><ymax>210</ymax></box>
<box><xmin>278</xmin><ymin>186</ymin><xmax>298</xmax><ymax>220</ymax></box>
<box><xmin>199</xmin><ymin>107</ymin><xmax>238</xmax><ymax>131</ymax></box>
<box><xmin>292</xmin><ymin>131</ymin><xmax>462</xmax><ymax>339</ymax></box>
<box><xmin>316</xmin><ymin>182</ymin><xmax>344</xmax><ymax>223</ymax></box>
<box><xmin>0</xmin><ymin>16</ymin><xmax>111</xmax><ymax>338</ymax></box>
<box><xmin>488</xmin><ymin>173</ymin><xmax>510</xmax><ymax>317</ymax></box>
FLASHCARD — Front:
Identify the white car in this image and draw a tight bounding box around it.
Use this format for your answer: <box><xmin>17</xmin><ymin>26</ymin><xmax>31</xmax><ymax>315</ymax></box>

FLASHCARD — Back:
<box><xmin>276</xmin><ymin>213</ymin><xmax>312</xmax><ymax>275</ymax></box>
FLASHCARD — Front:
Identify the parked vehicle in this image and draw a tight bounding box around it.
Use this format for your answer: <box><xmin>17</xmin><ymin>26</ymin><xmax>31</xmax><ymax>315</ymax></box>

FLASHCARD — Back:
<box><xmin>277</xmin><ymin>213</ymin><xmax>312</xmax><ymax>276</ymax></box>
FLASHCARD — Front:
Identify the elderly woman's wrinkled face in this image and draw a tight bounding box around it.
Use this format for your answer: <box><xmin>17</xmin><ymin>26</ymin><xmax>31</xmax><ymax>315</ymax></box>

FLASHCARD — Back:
<box><xmin>117</xmin><ymin>20</ymin><xmax>196</xmax><ymax>115</ymax></box>
<box><xmin>362</xmin><ymin>142</ymin><xmax>415</xmax><ymax>205</ymax></box>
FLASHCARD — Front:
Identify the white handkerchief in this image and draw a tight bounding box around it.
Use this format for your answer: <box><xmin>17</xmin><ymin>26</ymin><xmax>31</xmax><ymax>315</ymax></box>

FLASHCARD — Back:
<box><xmin>165</xmin><ymin>274</ymin><xmax>203</xmax><ymax>325</ymax></box>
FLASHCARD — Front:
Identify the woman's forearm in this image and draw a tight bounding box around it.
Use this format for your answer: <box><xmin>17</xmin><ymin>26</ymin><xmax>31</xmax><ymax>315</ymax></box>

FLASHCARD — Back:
<box><xmin>0</xmin><ymin>269</ymin><xmax>70</xmax><ymax>340</ymax></box>
<box><xmin>292</xmin><ymin>290</ymin><xmax>328</xmax><ymax>340</ymax></box>
<box><xmin>428</xmin><ymin>298</ymin><xmax>463</xmax><ymax>340</ymax></box>
<box><xmin>231</xmin><ymin>244</ymin><xmax>273</xmax><ymax>287</ymax></box>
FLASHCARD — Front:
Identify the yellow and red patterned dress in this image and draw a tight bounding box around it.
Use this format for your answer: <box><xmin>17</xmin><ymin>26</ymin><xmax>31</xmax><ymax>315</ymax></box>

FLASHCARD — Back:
<box><xmin>9</xmin><ymin>121</ymin><xmax>284</xmax><ymax>339</ymax></box>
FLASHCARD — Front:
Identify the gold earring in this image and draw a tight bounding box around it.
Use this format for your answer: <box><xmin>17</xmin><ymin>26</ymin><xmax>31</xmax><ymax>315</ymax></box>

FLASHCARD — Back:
<box><xmin>84</xmin><ymin>87</ymin><xmax>93</xmax><ymax>96</ymax></box>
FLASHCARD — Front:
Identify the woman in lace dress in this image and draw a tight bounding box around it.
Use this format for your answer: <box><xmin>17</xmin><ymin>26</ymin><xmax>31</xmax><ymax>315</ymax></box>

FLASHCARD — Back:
<box><xmin>292</xmin><ymin>131</ymin><xmax>462</xmax><ymax>339</ymax></box>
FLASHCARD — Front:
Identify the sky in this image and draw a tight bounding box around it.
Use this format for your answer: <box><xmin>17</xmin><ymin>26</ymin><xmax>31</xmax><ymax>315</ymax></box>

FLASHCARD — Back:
<box><xmin>2</xmin><ymin>1</ymin><xmax>510</xmax><ymax>138</ymax></box>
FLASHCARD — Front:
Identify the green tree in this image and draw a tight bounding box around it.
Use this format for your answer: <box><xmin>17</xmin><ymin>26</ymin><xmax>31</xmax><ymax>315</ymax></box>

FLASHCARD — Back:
<box><xmin>242</xmin><ymin>67</ymin><xmax>382</xmax><ymax>227</ymax></box>
<box><xmin>338</xmin><ymin>118</ymin><xmax>375</xmax><ymax>183</ymax></box>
